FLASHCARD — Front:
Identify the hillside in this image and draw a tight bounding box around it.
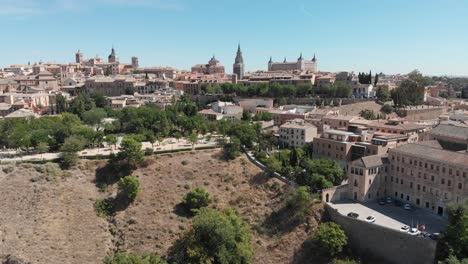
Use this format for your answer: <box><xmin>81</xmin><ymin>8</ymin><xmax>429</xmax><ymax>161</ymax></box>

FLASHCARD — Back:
<box><xmin>0</xmin><ymin>149</ymin><xmax>325</xmax><ymax>264</ymax></box>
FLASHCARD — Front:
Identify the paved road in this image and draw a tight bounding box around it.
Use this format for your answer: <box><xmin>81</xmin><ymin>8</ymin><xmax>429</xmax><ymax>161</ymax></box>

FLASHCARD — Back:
<box><xmin>329</xmin><ymin>200</ymin><xmax>448</xmax><ymax>233</ymax></box>
<box><xmin>0</xmin><ymin>137</ymin><xmax>219</xmax><ymax>163</ymax></box>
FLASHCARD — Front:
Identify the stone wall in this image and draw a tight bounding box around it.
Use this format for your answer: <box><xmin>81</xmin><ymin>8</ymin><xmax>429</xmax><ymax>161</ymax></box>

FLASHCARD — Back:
<box><xmin>402</xmin><ymin>106</ymin><xmax>445</xmax><ymax>121</ymax></box>
<box><xmin>325</xmin><ymin>203</ymin><xmax>437</xmax><ymax>264</ymax></box>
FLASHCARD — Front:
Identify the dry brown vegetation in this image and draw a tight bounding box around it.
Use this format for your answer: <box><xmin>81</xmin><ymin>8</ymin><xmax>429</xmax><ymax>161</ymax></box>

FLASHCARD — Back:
<box><xmin>0</xmin><ymin>149</ymin><xmax>325</xmax><ymax>264</ymax></box>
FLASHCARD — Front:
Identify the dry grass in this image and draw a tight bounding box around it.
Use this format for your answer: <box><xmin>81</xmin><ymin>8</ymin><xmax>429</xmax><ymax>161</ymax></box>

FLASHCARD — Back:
<box><xmin>0</xmin><ymin>149</ymin><xmax>325</xmax><ymax>264</ymax></box>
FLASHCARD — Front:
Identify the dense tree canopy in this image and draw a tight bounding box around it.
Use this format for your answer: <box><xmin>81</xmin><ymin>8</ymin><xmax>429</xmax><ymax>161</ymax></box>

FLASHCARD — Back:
<box><xmin>182</xmin><ymin>187</ymin><xmax>212</xmax><ymax>214</ymax></box>
<box><xmin>315</xmin><ymin>222</ymin><xmax>348</xmax><ymax>256</ymax></box>
<box><xmin>169</xmin><ymin>208</ymin><xmax>253</xmax><ymax>264</ymax></box>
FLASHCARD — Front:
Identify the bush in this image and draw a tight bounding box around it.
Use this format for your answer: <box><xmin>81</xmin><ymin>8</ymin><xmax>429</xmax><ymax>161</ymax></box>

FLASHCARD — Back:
<box><xmin>118</xmin><ymin>175</ymin><xmax>141</xmax><ymax>203</ymax></box>
<box><xmin>94</xmin><ymin>199</ymin><xmax>114</xmax><ymax>217</ymax></box>
<box><xmin>381</xmin><ymin>104</ymin><xmax>394</xmax><ymax>114</ymax></box>
<box><xmin>144</xmin><ymin>148</ymin><xmax>154</xmax><ymax>156</ymax></box>
<box><xmin>168</xmin><ymin>208</ymin><xmax>253</xmax><ymax>264</ymax></box>
<box><xmin>182</xmin><ymin>187</ymin><xmax>211</xmax><ymax>214</ymax></box>
<box><xmin>103</xmin><ymin>252</ymin><xmax>166</xmax><ymax>264</ymax></box>
<box><xmin>286</xmin><ymin>186</ymin><xmax>313</xmax><ymax>221</ymax></box>
<box><xmin>315</xmin><ymin>222</ymin><xmax>348</xmax><ymax>256</ymax></box>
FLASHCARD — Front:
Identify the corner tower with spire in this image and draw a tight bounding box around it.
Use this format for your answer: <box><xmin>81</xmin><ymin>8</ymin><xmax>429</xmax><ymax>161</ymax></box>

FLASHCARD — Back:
<box><xmin>233</xmin><ymin>44</ymin><xmax>245</xmax><ymax>80</ymax></box>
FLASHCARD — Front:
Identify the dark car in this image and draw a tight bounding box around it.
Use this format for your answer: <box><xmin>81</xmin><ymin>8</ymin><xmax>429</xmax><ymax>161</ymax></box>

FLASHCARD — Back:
<box><xmin>347</xmin><ymin>212</ymin><xmax>359</xmax><ymax>218</ymax></box>
<box><xmin>378</xmin><ymin>200</ymin><xmax>386</xmax><ymax>205</ymax></box>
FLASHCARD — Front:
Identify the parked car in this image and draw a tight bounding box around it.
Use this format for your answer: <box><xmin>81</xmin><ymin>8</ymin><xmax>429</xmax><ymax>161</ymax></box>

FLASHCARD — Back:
<box><xmin>365</xmin><ymin>215</ymin><xmax>376</xmax><ymax>223</ymax></box>
<box><xmin>404</xmin><ymin>204</ymin><xmax>412</xmax><ymax>210</ymax></box>
<box><xmin>429</xmin><ymin>233</ymin><xmax>440</xmax><ymax>240</ymax></box>
<box><xmin>400</xmin><ymin>225</ymin><xmax>410</xmax><ymax>232</ymax></box>
<box><xmin>386</xmin><ymin>197</ymin><xmax>392</xmax><ymax>203</ymax></box>
<box><xmin>347</xmin><ymin>212</ymin><xmax>359</xmax><ymax>219</ymax></box>
<box><xmin>378</xmin><ymin>199</ymin><xmax>386</xmax><ymax>205</ymax></box>
<box><xmin>408</xmin><ymin>228</ymin><xmax>420</xmax><ymax>236</ymax></box>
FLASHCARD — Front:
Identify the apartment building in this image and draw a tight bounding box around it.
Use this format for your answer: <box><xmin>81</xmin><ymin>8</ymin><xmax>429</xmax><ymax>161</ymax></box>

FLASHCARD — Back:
<box><xmin>279</xmin><ymin>119</ymin><xmax>317</xmax><ymax>148</ymax></box>
<box><xmin>323</xmin><ymin>141</ymin><xmax>468</xmax><ymax>217</ymax></box>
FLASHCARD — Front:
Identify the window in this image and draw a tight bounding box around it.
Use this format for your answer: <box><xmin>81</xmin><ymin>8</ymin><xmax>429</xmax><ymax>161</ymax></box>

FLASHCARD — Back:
<box><xmin>401</xmin><ymin>179</ymin><xmax>404</xmax><ymax>185</ymax></box>
<box><xmin>425</xmin><ymin>202</ymin><xmax>429</xmax><ymax>208</ymax></box>
<box><xmin>395</xmin><ymin>192</ymin><xmax>398</xmax><ymax>197</ymax></box>
<box><xmin>423</xmin><ymin>186</ymin><xmax>426</xmax><ymax>192</ymax></box>
<box><xmin>459</xmin><ymin>183</ymin><xmax>463</xmax><ymax>190</ymax></box>
<box><xmin>442</xmin><ymin>167</ymin><xmax>446</xmax><ymax>173</ymax></box>
<box><xmin>416</xmin><ymin>199</ymin><xmax>420</xmax><ymax>205</ymax></box>
<box><xmin>369</xmin><ymin>179</ymin><xmax>371</xmax><ymax>184</ymax></box>
<box><xmin>431</xmin><ymin>164</ymin><xmax>434</xmax><ymax>170</ymax></box>
<box><xmin>425</xmin><ymin>163</ymin><xmax>428</xmax><ymax>169</ymax></box>
<box><xmin>354</xmin><ymin>180</ymin><xmax>358</xmax><ymax>187</ymax></box>
<box><xmin>448</xmin><ymin>180</ymin><xmax>451</xmax><ymax>187</ymax></box>
<box><xmin>449</xmin><ymin>169</ymin><xmax>453</xmax><ymax>175</ymax></box>
<box><xmin>406</xmin><ymin>195</ymin><xmax>409</xmax><ymax>201</ymax></box>
<box><xmin>417</xmin><ymin>184</ymin><xmax>420</xmax><ymax>191</ymax></box>
<box><xmin>391</xmin><ymin>177</ymin><xmax>394</xmax><ymax>182</ymax></box>
<box><xmin>441</xmin><ymin>178</ymin><xmax>445</xmax><ymax>185</ymax></box>
<box><xmin>431</xmin><ymin>175</ymin><xmax>435</xmax><ymax>182</ymax></box>
<box><xmin>401</xmin><ymin>193</ymin><xmax>404</xmax><ymax>199</ymax></box>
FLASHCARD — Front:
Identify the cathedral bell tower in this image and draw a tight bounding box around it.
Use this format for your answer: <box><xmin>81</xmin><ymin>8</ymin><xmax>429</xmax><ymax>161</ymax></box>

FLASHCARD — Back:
<box><xmin>233</xmin><ymin>44</ymin><xmax>245</xmax><ymax>80</ymax></box>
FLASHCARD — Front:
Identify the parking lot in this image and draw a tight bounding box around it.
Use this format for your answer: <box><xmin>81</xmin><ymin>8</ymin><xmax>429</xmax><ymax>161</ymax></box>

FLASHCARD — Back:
<box><xmin>329</xmin><ymin>200</ymin><xmax>448</xmax><ymax>234</ymax></box>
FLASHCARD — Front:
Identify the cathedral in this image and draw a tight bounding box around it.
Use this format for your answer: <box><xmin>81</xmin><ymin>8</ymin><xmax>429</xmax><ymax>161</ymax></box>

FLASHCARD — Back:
<box><xmin>268</xmin><ymin>53</ymin><xmax>317</xmax><ymax>72</ymax></box>
<box><xmin>233</xmin><ymin>44</ymin><xmax>244</xmax><ymax>79</ymax></box>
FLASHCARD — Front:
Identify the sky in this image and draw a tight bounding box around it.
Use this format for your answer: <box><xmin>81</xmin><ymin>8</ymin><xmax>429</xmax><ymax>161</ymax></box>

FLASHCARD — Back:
<box><xmin>0</xmin><ymin>0</ymin><xmax>467</xmax><ymax>76</ymax></box>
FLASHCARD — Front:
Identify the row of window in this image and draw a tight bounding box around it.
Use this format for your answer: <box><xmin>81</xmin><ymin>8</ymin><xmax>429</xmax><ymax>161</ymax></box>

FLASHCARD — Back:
<box><xmin>391</xmin><ymin>155</ymin><xmax>467</xmax><ymax>178</ymax></box>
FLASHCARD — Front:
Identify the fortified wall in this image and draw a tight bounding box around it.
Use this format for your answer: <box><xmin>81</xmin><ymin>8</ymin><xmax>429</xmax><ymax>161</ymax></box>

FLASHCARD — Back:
<box><xmin>325</xmin><ymin>203</ymin><xmax>437</xmax><ymax>264</ymax></box>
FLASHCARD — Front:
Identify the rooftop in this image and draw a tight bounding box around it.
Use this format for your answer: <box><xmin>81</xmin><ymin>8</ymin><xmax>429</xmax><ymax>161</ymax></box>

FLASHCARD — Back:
<box><xmin>430</xmin><ymin>124</ymin><xmax>468</xmax><ymax>141</ymax></box>
<box><xmin>390</xmin><ymin>142</ymin><xmax>468</xmax><ymax>167</ymax></box>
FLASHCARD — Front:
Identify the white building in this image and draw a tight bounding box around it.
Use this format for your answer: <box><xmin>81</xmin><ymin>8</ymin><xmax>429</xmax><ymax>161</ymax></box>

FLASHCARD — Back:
<box><xmin>279</xmin><ymin>119</ymin><xmax>318</xmax><ymax>148</ymax></box>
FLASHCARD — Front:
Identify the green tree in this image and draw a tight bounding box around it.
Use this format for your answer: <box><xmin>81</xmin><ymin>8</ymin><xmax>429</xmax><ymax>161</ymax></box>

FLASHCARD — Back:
<box><xmin>315</xmin><ymin>222</ymin><xmax>348</xmax><ymax>256</ymax></box>
<box><xmin>376</xmin><ymin>86</ymin><xmax>391</xmax><ymax>102</ymax></box>
<box><xmin>118</xmin><ymin>175</ymin><xmax>141</xmax><ymax>203</ymax></box>
<box><xmin>182</xmin><ymin>187</ymin><xmax>211</xmax><ymax>214</ymax></box>
<box><xmin>223</xmin><ymin>136</ymin><xmax>241</xmax><ymax>160</ymax></box>
<box><xmin>286</xmin><ymin>186</ymin><xmax>313</xmax><ymax>221</ymax></box>
<box><xmin>169</xmin><ymin>208</ymin><xmax>253</xmax><ymax>264</ymax></box>
<box><xmin>359</xmin><ymin>109</ymin><xmax>378</xmax><ymax>120</ymax></box>
<box><xmin>391</xmin><ymin>78</ymin><xmax>425</xmax><ymax>107</ymax></box>
<box><xmin>188</xmin><ymin>131</ymin><xmax>198</xmax><ymax>150</ymax></box>
<box><xmin>103</xmin><ymin>252</ymin><xmax>167</xmax><ymax>264</ymax></box>
<box><xmin>438</xmin><ymin>203</ymin><xmax>468</xmax><ymax>261</ymax></box>
<box><xmin>82</xmin><ymin>108</ymin><xmax>107</xmax><ymax>130</ymax></box>
<box><xmin>56</xmin><ymin>94</ymin><xmax>68</xmax><ymax>113</ymax></box>
<box><xmin>296</xmin><ymin>159</ymin><xmax>345</xmax><ymax>191</ymax></box>
<box><xmin>106</xmin><ymin>134</ymin><xmax>118</xmax><ymax>151</ymax></box>
<box><xmin>116</xmin><ymin>138</ymin><xmax>144</xmax><ymax>169</ymax></box>
<box><xmin>36</xmin><ymin>141</ymin><xmax>49</xmax><ymax>160</ymax></box>
<box><xmin>60</xmin><ymin>135</ymin><xmax>86</xmax><ymax>169</ymax></box>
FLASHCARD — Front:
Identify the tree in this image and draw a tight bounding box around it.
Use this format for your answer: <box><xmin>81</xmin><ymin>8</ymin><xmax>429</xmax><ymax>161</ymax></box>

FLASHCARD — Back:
<box><xmin>118</xmin><ymin>175</ymin><xmax>141</xmax><ymax>203</ymax></box>
<box><xmin>289</xmin><ymin>147</ymin><xmax>299</xmax><ymax>167</ymax></box>
<box><xmin>56</xmin><ymin>94</ymin><xmax>68</xmax><ymax>113</ymax></box>
<box><xmin>182</xmin><ymin>187</ymin><xmax>211</xmax><ymax>214</ymax></box>
<box><xmin>438</xmin><ymin>203</ymin><xmax>468</xmax><ymax>261</ymax></box>
<box><xmin>82</xmin><ymin>108</ymin><xmax>107</xmax><ymax>130</ymax></box>
<box><xmin>60</xmin><ymin>135</ymin><xmax>86</xmax><ymax>169</ymax></box>
<box><xmin>296</xmin><ymin>159</ymin><xmax>345</xmax><ymax>191</ymax></box>
<box><xmin>169</xmin><ymin>208</ymin><xmax>253</xmax><ymax>264</ymax></box>
<box><xmin>106</xmin><ymin>134</ymin><xmax>118</xmax><ymax>151</ymax></box>
<box><xmin>315</xmin><ymin>222</ymin><xmax>348</xmax><ymax>256</ymax></box>
<box><xmin>223</xmin><ymin>136</ymin><xmax>241</xmax><ymax>160</ymax></box>
<box><xmin>286</xmin><ymin>186</ymin><xmax>313</xmax><ymax>221</ymax></box>
<box><xmin>188</xmin><ymin>131</ymin><xmax>198</xmax><ymax>150</ymax></box>
<box><xmin>359</xmin><ymin>109</ymin><xmax>378</xmax><ymax>120</ymax></box>
<box><xmin>376</xmin><ymin>86</ymin><xmax>391</xmax><ymax>102</ymax></box>
<box><xmin>116</xmin><ymin>138</ymin><xmax>144</xmax><ymax>170</ymax></box>
<box><xmin>381</xmin><ymin>104</ymin><xmax>394</xmax><ymax>114</ymax></box>
<box><xmin>103</xmin><ymin>253</ymin><xmax>167</xmax><ymax>264</ymax></box>
<box><xmin>36</xmin><ymin>141</ymin><xmax>49</xmax><ymax>160</ymax></box>
<box><xmin>391</xmin><ymin>79</ymin><xmax>425</xmax><ymax>107</ymax></box>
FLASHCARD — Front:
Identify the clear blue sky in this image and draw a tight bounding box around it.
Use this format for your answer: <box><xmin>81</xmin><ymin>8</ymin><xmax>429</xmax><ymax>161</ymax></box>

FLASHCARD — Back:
<box><xmin>1</xmin><ymin>0</ymin><xmax>467</xmax><ymax>76</ymax></box>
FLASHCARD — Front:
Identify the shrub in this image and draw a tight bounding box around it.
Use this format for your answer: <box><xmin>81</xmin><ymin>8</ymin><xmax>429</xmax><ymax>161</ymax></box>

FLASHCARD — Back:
<box><xmin>144</xmin><ymin>148</ymin><xmax>154</xmax><ymax>156</ymax></box>
<box><xmin>182</xmin><ymin>187</ymin><xmax>211</xmax><ymax>214</ymax></box>
<box><xmin>380</xmin><ymin>104</ymin><xmax>394</xmax><ymax>114</ymax></box>
<box><xmin>118</xmin><ymin>175</ymin><xmax>141</xmax><ymax>203</ymax></box>
<box><xmin>286</xmin><ymin>186</ymin><xmax>313</xmax><ymax>221</ymax></box>
<box><xmin>94</xmin><ymin>199</ymin><xmax>114</xmax><ymax>217</ymax></box>
<box><xmin>168</xmin><ymin>208</ymin><xmax>253</xmax><ymax>264</ymax></box>
<box><xmin>315</xmin><ymin>222</ymin><xmax>348</xmax><ymax>256</ymax></box>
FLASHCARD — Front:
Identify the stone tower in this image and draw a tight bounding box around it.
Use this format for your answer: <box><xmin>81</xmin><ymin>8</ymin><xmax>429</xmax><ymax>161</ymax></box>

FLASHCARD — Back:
<box><xmin>297</xmin><ymin>52</ymin><xmax>305</xmax><ymax>71</ymax></box>
<box><xmin>233</xmin><ymin>44</ymin><xmax>245</xmax><ymax>79</ymax></box>
<box><xmin>108</xmin><ymin>47</ymin><xmax>118</xmax><ymax>63</ymax></box>
<box><xmin>75</xmin><ymin>49</ymin><xmax>83</xmax><ymax>64</ymax></box>
<box><xmin>268</xmin><ymin>56</ymin><xmax>273</xmax><ymax>71</ymax></box>
<box><xmin>131</xmin><ymin>56</ymin><xmax>139</xmax><ymax>69</ymax></box>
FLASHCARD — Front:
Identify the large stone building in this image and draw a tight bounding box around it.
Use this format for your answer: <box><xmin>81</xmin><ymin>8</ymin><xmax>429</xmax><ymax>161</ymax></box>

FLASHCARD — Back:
<box><xmin>233</xmin><ymin>44</ymin><xmax>245</xmax><ymax>80</ymax></box>
<box><xmin>323</xmin><ymin>141</ymin><xmax>468</xmax><ymax>217</ymax></box>
<box><xmin>279</xmin><ymin>119</ymin><xmax>317</xmax><ymax>148</ymax></box>
<box><xmin>192</xmin><ymin>55</ymin><xmax>225</xmax><ymax>74</ymax></box>
<box><xmin>268</xmin><ymin>53</ymin><xmax>317</xmax><ymax>72</ymax></box>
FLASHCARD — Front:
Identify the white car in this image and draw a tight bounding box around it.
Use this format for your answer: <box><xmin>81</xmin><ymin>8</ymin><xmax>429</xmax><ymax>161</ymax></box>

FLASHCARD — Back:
<box><xmin>365</xmin><ymin>215</ymin><xmax>376</xmax><ymax>223</ymax></box>
<box><xmin>400</xmin><ymin>225</ymin><xmax>410</xmax><ymax>232</ymax></box>
<box><xmin>404</xmin><ymin>204</ymin><xmax>412</xmax><ymax>210</ymax></box>
<box><xmin>408</xmin><ymin>228</ymin><xmax>420</xmax><ymax>236</ymax></box>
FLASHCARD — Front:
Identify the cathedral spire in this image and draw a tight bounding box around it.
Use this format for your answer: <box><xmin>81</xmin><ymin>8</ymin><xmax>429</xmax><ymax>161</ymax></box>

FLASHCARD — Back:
<box><xmin>312</xmin><ymin>53</ymin><xmax>316</xmax><ymax>61</ymax></box>
<box><xmin>298</xmin><ymin>52</ymin><xmax>303</xmax><ymax>60</ymax></box>
<box><xmin>235</xmin><ymin>44</ymin><xmax>243</xmax><ymax>64</ymax></box>
<box><xmin>283</xmin><ymin>57</ymin><xmax>287</xmax><ymax>63</ymax></box>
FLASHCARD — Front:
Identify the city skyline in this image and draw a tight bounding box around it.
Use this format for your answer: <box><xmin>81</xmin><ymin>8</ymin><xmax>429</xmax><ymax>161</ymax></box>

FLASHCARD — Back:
<box><xmin>1</xmin><ymin>0</ymin><xmax>468</xmax><ymax>76</ymax></box>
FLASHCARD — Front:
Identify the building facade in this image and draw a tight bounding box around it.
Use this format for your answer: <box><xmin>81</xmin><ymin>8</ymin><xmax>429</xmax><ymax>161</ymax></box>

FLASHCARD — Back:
<box><xmin>268</xmin><ymin>53</ymin><xmax>317</xmax><ymax>72</ymax></box>
<box><xmin>233</xmin><ymin>44</ymin><xmax>245</xmax><ymax>80</ymax></box>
